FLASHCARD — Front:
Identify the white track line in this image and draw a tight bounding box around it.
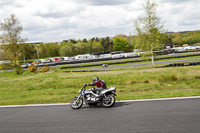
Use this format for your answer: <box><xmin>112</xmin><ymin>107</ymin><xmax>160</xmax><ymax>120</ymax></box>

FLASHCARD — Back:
<box><xmin>0</xmin><ymin>96</ymin><xmax>200</xmax><ymax>108</ymax></box>
<box><xmin>117</xmin><ymin>96</ymin><xmax>200</xmax><ymax>102</ymax></box>
<box><xmin>0</xmin><ymin>103</ymin><xmax>70</xmax><ymax>108</ymax></box>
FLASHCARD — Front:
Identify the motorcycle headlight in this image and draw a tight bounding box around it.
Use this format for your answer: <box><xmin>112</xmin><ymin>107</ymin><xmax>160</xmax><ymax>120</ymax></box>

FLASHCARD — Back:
<box><xmin>79</xmin><ymin>90</ymin><xmax>81</xmax><ymax>93</ymax></box>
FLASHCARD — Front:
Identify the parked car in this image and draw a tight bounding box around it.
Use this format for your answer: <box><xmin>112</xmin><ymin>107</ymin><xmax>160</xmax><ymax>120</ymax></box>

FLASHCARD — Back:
<box><xmin>54</xmin><ymin>57</ymin><xmax>61</xmax><ymax>61</ymax></box>
<box><xmin>21</xmin><ymin>63</ymin><xmax>29</xmax><ymax>68</ymax></box>
<box><xmin>48</xmin><ymin>58</ymin><xmax>54</xmax><ymax>62</ymax></box>
<box><xmin>183</xmin><ymin>46</ymin><xmax>196</xmax><ymax>51</ymax></box>
<box><xmin>59</xmin><ymin>57</ymin><xmax>64</xmax><ymax>61</ymax></box>
<box><xmin>195</xmin><ymin>46</ymin><xmax>200</xmax><ymax>50</ymax></box>
<box><xmin>63</xmin><ymin>57</ymin><xmax>71</xmax><ymax>61</ymax></box>
<box><xmin>39</xmin><ymin>59</ymin><xmax>51</xmax><ymax>63</ymax></box>
<box><xmin>0</xmin><ymin>60</ymin><xmax>10</xmax><ymax>64</ymax></box>
<box><xmin>171</xmin><ymin>47</ymin><xmax>184</xmax><ymax>52</ymax></box>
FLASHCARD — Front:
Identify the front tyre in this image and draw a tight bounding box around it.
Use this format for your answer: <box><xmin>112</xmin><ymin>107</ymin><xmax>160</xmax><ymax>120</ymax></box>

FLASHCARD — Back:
<box><xmin>102</xmin><ymin>95</ymin><xmax>115</xmax><ymax>108</ymax></box>
<box><xmin>70</xmin><ymin>97</ymin><xmax>83</xmax><ymax>109</ymax></box>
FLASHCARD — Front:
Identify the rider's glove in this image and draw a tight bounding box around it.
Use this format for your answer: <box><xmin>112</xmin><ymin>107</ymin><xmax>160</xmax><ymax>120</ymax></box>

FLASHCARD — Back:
<box><xmin>84</xmin><ymin>83</ymin><xmax>87</xmax><ymax>87</ymax></box>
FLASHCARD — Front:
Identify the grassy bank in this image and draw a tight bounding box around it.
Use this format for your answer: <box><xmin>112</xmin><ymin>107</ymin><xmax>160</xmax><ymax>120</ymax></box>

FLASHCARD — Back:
<box><xmin>0</xmin><ymin>65</ymin><xmax>200</xmax><ymax>105</ymax></box>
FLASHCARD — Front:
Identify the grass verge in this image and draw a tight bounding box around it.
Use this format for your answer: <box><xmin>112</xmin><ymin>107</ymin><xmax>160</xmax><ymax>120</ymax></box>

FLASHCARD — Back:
<box><xmin>0</xmin><ymin>65</ymin><xmax>200</xmax><ymax>105</ymax></box>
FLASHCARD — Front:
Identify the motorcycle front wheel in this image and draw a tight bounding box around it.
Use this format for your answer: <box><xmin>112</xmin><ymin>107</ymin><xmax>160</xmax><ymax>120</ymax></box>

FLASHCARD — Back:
<box><xmin>102</xmin><ymin>95</ymin><xmax>115</xmax><ymax>108</ymax></box>
<box><xmin>70</xmin><ymin>97</ymin><xmax>83</xmax><ymax>109</ymax></box>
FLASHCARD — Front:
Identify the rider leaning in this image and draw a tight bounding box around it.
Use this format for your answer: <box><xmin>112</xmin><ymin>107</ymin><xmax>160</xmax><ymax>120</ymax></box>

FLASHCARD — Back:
<box><xmin>84</xmin><ymin>77</ymin><xmax>107</xmax><ymax>96</ymax></box>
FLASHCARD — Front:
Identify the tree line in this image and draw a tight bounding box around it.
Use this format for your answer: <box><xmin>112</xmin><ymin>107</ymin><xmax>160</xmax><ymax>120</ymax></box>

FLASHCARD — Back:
<box><xmin>1</xmin><ymin>35</ymin><xmax>135</xmax><ymax>61</ymax></box>
<box><xmin>167</xmin><ymin>31</ymin><xmax>200</xmax><ymax>46</ymax></box>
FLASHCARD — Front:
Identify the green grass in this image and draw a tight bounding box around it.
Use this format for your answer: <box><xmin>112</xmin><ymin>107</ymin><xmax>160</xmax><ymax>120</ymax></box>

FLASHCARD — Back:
<box><xmin>0</xmin><ymin>65</ymin><xmax>200</xmax><ymax>105</ymax></box>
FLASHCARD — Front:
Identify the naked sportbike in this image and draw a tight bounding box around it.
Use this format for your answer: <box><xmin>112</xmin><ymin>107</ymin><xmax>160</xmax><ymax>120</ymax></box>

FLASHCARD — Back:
<box><xmin>70</xmin><ymin>85</ymin><xmax>117</xmax><ymax>109</ymax></box>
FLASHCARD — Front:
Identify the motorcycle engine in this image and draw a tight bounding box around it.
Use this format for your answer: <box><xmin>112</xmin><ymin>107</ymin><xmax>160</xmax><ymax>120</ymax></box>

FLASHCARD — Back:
<box><xmin>86</xmin><ymin>94</ymin><xmax>98</xmax><ymax>102</ymax></box>
<box><xmin>85</xmin><ymin>94</ymin><xmax>92</xmax><ymax>101</ymax></box>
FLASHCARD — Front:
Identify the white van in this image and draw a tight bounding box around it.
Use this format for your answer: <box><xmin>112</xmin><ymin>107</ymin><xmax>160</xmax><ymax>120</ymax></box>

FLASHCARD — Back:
<box><xmin>63</xmin><ymin>57</ymin><xmax>71</xmax><ymax>61</ymax></box>
<box><xmin>99</xmin><ymin>54</ymin><xmax>112</xmax><ymax>59</ymax></box>
<box><xmin>112</xmin><ymin>53</ymin><xmax>125</xmax><ymax>59</ymax></box>
<box><xmin>0</xmin><ymin>60</ymin><xmax>10</xmax><ymax>64</ymax></box>
<box><xmin>183</xmin><ymin>46</ymin><xmax>196</xmax><ymax>50</ymax></box>
<box><xmin>172</xmin><ymin>47</ymin><xmax>184</xmax><ymax>52</ymax></box>
<box><xmin>74</xmin><ymin>54</ymin><xmax>95</xmax><ymax>60</ymax></box>
<box><xmin>39</xmin><ymin>59</ymin><xmax>51</xmax><ymax>63</ymax></box>
<box><xmin>124</xmin><ymin>53</ymin><xmax>139</xmax><ymax>58</ymax></box>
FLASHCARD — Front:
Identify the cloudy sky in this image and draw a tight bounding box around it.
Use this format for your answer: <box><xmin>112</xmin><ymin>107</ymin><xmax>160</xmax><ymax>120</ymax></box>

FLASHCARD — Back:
<box><xmin>0</xmin><ymin>0</ymin><xmax>199</xmax><ymax>42</ymax></box>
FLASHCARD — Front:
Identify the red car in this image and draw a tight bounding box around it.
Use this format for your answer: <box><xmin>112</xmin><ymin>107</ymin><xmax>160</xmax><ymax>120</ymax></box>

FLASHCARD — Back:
<box><xmin>54</xmin><ymin>57</ymin><xmax>60</xmax><ymax>61</ymax></box>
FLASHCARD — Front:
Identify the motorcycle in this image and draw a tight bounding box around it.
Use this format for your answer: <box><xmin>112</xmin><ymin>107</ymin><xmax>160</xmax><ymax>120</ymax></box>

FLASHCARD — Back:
<box><xmin>70</xmin><ymin>85</ymin><xmax>117</xmax><ymax>109</ymax></box>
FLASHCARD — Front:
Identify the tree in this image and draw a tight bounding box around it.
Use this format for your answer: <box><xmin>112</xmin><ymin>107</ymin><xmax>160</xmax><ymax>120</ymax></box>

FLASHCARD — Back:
<box><xmin>82</xmin><ymin>38</ymin><xmax>88</xmax><ymax>43</ymax></box>
<box><xmin>74</xmin><ymin>42</ymin><xmax>87</xmax><ymax>55</ymax></box>
<box><xmin>20</xmin><ymin>44</ymin><xmax>35</xmax><ymax>63</ymax></box>
<box><xmin>113</xmin><ymin>37</ymin><xmax>130</xmax><ymax>52</ymax></box>
<box><xmin>0</xmin><ymin>14</ymin><xmax>26</xmax><ymax>74</ymax></box>
<box><xmin>0</xmin><ymin>47</ymin><xmax>6</xmax><ymax>60</ymax></box>
<box><xmin>169</xmin><ymin>31</ymin><xmax>200</xmax><ymax>46</ymax></box>
<box><xmin>59</xmin><ymin>44</ymin><xmax>74</xmax><ymax>56</ymax></box>
<box><xmin>87</xmin><ymin>40</ymin><xmax>103</xmax><ymax>53</ymax></box>
<box><xmin>134</xmin><ymin>0</ymin><xmax>165</xmax><ymax>67</ymax></box>
<box><xmin>99</xmin><ymin>37</ymin><xmax>114</xmax><ymax>52</ymax></box>
<box><xmin>91</xmin><ymin>40</ymin><xmax>104</xmax><ymax>53</ymax></box>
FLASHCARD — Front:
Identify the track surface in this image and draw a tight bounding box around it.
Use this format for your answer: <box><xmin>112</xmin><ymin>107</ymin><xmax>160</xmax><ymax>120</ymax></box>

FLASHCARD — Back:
<box><xmin>1</xmin><ymin>98</ymin><xmax>200</xmax><ymax>133</ymax></box>
<box><xmin>80</xmin><ymin>58</ymin><xmax>200</xmax><ymax>71</ymax></box>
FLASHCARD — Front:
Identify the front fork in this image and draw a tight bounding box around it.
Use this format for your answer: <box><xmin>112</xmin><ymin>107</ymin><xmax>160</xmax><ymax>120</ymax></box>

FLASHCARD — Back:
<box><xmin>75</xmin><ymin>95</ymin><xmax>82</xmax><ymax>103</ymax></box>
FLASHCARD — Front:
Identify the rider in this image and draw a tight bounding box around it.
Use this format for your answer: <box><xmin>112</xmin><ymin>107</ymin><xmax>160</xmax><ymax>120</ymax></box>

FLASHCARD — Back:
<box><xmin>84</xmin><ymin>77</ymin><xmax>107</xmax><ymax>96</ymax></box>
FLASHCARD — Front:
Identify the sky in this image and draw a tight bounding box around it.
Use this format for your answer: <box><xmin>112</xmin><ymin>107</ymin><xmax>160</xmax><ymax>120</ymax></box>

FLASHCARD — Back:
<box><xmin>0</xmin><ymin>0</ymin><xmax>199</xmax><ymax>42</ymax></box>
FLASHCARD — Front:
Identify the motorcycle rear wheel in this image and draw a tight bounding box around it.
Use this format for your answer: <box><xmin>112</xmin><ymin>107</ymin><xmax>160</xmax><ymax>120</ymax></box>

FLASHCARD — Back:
<box><xmin>102</xmin><ymin>95</ymin><xmax>115</xmax><ymax>108</ymax></box>
<box><xmin>70</xmin><ymin>97</ymin><xmax>83</xmax><ymax>109</ymax></box>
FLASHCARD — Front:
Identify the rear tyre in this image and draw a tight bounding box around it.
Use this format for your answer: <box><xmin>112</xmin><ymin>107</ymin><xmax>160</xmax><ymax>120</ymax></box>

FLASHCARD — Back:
<box><xmin>102</xmin><ymin>95</ymin><xmax>115</xmax><ymax>108</ymax></box>
<box><xmin>70</xmin><ymin>97</ymin><xmax>83</xmax><ymax>109</ymax></box>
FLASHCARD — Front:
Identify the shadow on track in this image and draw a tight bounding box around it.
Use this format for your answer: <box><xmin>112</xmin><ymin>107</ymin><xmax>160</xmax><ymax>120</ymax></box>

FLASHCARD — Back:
<box><xmin>113</xmin><ymin>102</ymin><xmax>132</xmax><ymax>108</ymax></box>
<box><xmin>75</xmin><ymin>102</ymin><xmax>132</xmax><ymax>110</ymax></box>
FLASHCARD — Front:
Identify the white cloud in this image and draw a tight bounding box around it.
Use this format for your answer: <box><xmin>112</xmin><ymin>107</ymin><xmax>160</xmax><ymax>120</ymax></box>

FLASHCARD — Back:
<box><xmin>158</xmin><ymin>0</ymin><xmax>200</xmax><ymax>32</ymax></box>
<box><xmin>76</xmin><ymin>0</ymin><xmax>136</xmax><ymax>6</ymax></box>
<box><xmin>0</xmin><ymin>0</ymin><xmax>199</xmax><ymax>42</ymax></box>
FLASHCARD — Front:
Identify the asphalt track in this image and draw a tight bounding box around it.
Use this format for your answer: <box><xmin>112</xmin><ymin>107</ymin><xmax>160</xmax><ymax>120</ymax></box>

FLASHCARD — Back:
<box><xmin>1</xmin><ymin>97</ymin><xmax>200</xmax><ymax>133</ymax></box>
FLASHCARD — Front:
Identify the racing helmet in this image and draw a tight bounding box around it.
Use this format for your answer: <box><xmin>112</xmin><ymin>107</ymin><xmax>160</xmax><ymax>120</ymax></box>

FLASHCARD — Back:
<box><xmin>93</xmin><ymin>77</ymin><xmax>99</xmax><ymax>82</ymax></box>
